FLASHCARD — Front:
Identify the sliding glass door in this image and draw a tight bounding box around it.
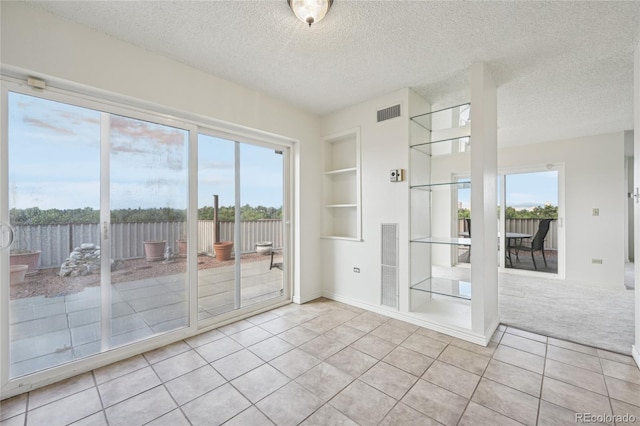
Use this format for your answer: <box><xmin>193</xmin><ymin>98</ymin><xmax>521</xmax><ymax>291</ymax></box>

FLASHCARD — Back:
<box><xmin>106</xmin><ymin>114</ymin><xmax>189</xmax><ymax>348</ymax></box>
<box><xmin>197</xmin><ymin>133</ymin><xmax>288</xmax><ymax>323</ymax></box>
<box><xmin>4</xmin><ymin>88</ymin><xmax>192</xmax><ymax>378</ymax></box>
<box><xmin>2</xmin><ymin>82</ymin><xmax>291</xmax><ymax>386</ymax></box>
<box><xmin>500</xmin><ymin>170</ymin><xmax>560</xmax><ymax>274</ymax></box>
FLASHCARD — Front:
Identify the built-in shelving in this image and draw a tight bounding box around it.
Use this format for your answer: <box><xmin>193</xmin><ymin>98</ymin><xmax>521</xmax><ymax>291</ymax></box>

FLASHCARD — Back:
<box><xmin>409</xmin><ymin>103</ymin><xmax>472</xmax><ymax>308</ymax></box>
<box><xmin>407</xmin><ymin>63</ymin><xmax>498</xmax><ymax>343</ymax></box>
<box><xmin>411</xmin><ymin>277</ymin><xmax>471</xmax><ymax>300</ymax></box>
<box><xmin>322</xmin><ymin>128</ymin><xmax>361</xmax><ymax>240</ymax></box>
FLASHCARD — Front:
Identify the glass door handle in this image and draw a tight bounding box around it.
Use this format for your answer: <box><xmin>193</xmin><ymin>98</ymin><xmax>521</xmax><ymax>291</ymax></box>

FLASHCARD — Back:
<box><xmin>0</xmin><ymin>223</ymin><xmax>14</xmax><ymax>251</ymax></box>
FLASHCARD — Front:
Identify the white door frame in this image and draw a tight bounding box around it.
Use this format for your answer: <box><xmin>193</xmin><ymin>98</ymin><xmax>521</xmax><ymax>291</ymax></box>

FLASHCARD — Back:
<box><xmin>497</xmin><ymin>165</ymin><xmax>565</xmax><ymax>279</ymax></box>
<box><xmin>632</xmin><ymin>40</ymin><xmax>640</xmax><ymax>368</ymax></box>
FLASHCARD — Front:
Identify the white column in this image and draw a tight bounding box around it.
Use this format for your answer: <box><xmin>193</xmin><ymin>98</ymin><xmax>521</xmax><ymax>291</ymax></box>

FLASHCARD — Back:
<box><xmin>469</xmin><ymin>63</ymin><xmax>499</xmax><ymax>339</ymax></box>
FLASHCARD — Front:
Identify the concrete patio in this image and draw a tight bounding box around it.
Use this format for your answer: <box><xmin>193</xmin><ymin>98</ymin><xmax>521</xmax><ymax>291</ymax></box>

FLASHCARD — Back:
<box><xmin>9</xmin><ymin>256</ymin><xmax>283</xmax><ymax>378</ymax></box>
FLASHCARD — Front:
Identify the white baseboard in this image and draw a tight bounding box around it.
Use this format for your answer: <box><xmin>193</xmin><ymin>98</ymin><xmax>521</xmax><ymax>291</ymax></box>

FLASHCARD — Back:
<box><xmin>632</xmin><ymin>345</ymin><xmax>640</xmax><ymax>370</ymax></box>
<box><xmin>293</xmin><ymin>291</ymin><xmax>323</xmax><ymax>305</ymax></box>
<box><xmin>323</xmin><ymin>291</ymin><xmax>494</xmax><ymax>346</ymax></box>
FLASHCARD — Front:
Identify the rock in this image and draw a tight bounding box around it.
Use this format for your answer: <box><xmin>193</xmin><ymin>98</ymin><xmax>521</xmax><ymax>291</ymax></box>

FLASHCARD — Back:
<box><xmin>59</xmin><ymin>243</ymin><xmax>121</xmax><ymax>277</ymax></box>
<box><xmin>69</xmin><ymin>251</ymin><xmax>82</xmax><ymax>260</ymax></box>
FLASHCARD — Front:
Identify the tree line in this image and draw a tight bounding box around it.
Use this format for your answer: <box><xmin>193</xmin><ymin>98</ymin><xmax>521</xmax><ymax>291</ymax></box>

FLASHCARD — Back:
<box><xmin>10</xmin><ymin>205</ymin><xmax>282</xmax><ymax>225</ymax></box>
<box><xmin>459</xmin><ymin>204</ymin><xmax>558</xmax><ymax>219</ymax></box>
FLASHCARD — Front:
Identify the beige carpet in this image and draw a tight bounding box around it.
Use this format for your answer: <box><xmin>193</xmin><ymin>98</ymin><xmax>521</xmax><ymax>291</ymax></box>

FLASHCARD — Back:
<box><xmin>499</xmin><ymin>271</ymin><xmax>635</xmax><ymax>354</ymax></box>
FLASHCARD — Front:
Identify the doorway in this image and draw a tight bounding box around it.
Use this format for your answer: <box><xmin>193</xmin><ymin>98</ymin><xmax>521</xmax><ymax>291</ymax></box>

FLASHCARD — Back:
<box><xmin>500</xmin><ymin>170</ymin><xmax>560</xmax><ymax>275</ymax></box>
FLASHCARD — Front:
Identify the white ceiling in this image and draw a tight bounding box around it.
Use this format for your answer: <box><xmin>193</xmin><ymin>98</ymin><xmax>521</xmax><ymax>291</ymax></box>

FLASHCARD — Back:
<box><xmin>26</xmin><ymin>1</ymin><xmax>640</xmax><ymax>146</ymax></box>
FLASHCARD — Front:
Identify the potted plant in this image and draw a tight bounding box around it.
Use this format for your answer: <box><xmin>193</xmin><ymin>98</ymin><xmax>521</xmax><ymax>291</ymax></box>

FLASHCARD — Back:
<box><xmin>176</xmin><ymin>238</ymin><xmax>187</xmax><ymax>256</ymax></box>
<box><xmin>10</xmin><ymin>250</ymin><xmax>42</xmax><ymax>275</ymax></box>
<box><xmin>213</xmin><ymin>241</ymin><xmax>233</xmax><ymax>261</ymax></box>
<box><xmin>9</xmin><ymin>224</ymin><xmax>41</xmax><ymax>275</ymax></box>
<box><xmin>10</xmin><ymin>264</ymin><xmax>28</xmax><ymax>285</ymax></box>
<box><xmin>255</xmin><ymin>241</ymin><xmax>273</xmax><ymax>255</ymax></box>
<box><xmin>143</xmin><ymin>240</ymin><xmax>166</xmax><ymax>262</ymax></box>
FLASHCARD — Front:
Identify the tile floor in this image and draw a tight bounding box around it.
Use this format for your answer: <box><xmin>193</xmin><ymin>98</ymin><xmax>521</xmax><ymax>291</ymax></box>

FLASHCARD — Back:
<box><xmin>1</xmin><ymin>298</ymin><xmax>639</xmax><ymax>426</ymax></box>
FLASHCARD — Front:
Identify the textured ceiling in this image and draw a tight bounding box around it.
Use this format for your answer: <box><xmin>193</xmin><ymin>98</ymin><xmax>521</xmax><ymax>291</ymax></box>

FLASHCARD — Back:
<box><xmin>24</xmin><ymin>1</ymin><xmax>640</xmax><ymax>146</ymax></box>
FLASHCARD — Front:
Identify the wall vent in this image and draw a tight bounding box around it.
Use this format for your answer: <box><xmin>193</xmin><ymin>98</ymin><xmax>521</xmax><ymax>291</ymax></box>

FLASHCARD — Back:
<box><xmin>377</xmin><ymin>104</ymin><xmax>401</xmax><ymax>122</ymax></box>
<box><xmin>381</xmin><ymin>223</ymin><xmax>399</xmax><ymax>309</ymax></box>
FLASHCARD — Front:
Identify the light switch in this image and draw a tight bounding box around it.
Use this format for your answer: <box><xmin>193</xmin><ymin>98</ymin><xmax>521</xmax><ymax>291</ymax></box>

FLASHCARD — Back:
<box><xmin>592</xmin><ymin>208</ymin><xmax>599</xmax><ymax>216</ymax></box>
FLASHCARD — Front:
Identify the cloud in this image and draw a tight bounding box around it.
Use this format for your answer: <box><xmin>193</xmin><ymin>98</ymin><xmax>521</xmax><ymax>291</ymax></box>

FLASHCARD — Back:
<box><xmin>200</xmin><ymin>161</ymin><xmax>234</xmax><ymax>170</ymax></box>
<box><xmin>110</xmin><ymin>145</ymin><xmax>148</xmax><ymax>155</ymax></box>
<box><xmin>22</xmin><ymin>117</ymin><xmax>76</xmax><ymax>136</ymax></box>
<box><xmin>110</xmin><ymin>116</ymin><xmax>186</xmax><ymax>150</ymax></box>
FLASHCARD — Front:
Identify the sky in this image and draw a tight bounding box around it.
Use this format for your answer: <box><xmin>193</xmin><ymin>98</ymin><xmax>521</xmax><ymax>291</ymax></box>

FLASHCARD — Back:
<box><xmin>8</xmin><ymin>92</ymin><xmax>283</xmax><ymax>211</ymax></box>
<box><xmin>457</xmin><ymin>171</ymin><xmax>558</xmax><ymax>211</ymax></box>
<box><xmin>9</xmin><ymin>91</ymin><xmax>550</xmax><ymax>214</ymax></box>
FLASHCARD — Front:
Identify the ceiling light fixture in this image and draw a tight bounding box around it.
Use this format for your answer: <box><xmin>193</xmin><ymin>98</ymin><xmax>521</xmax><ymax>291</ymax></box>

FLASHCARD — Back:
<box><xmin>288</xmin><ymin>0</ymin><xmax>333</xmax><ymax>27</ymax></box>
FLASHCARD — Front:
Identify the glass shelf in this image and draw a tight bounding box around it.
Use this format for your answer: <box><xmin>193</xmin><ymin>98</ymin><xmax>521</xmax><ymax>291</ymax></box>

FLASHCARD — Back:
<box><xmin>411</xmin><ymin>236</ymin><xmax>471</xmax><ymax>246</ymax></box>
<box><xmin>411</xmin><ymin>277</ymin><xmax>471</xmax><ymax>300</ymax></box>
<box><xmin>410</xmin><ymin>137</ymin><xmax>470</xmax><ymax>155</ymax></box>
<box><xmin>325</xmin><ymin>204</ymin><xmax>357</xmax><ymax>208</ymax></box>
<box><xmin>410</xmin><ymin>181</ymin><xmax>470</xmax><ymax>191</ymax></box>
<box><xmin>324</xmin><ymin>167</ymin><xmax>357</xmax><ymax>175</ymax></box>
<box><xmin>410</xmin><ymin>103</ymin><xmax>471</xmax><ymax>131</ymax></box>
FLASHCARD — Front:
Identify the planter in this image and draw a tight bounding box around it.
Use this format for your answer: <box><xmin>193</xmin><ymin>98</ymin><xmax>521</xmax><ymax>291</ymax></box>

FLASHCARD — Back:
<box><xmin>176</xmin><ymin>239</ymin><xmax>188</xmax><ymax>256</ymax></box>
<box><xmin>213</xmin><ymin>241</ymin><xmax>233</xmax><ymax>261</ymax></box>
<box><xmin>255</xmin><ymin>241</ymin><xmax>273</xmax><ymax>256</ymax></box>
<box><xmin>10</xmin><ymin>265</ymin><xmax>28</xmax><ymax>286</ymax></box>
<box><xmin>143</xmin><ymin>240</ymin><xmax>166</xmax><ymax>262</ymax></box>
<box><xmin>10</xmin><ymin>250</ymin><xmax>41</xmax><ymax>275</ymax></box>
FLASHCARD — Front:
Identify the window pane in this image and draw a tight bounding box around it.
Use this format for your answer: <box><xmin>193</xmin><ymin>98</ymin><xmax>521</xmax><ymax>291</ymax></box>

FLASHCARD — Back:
<box><xmin>8</xmin><ymin>92</ymin><xmax>101</xmax><ymax>377</ymax></box>
<box><xmin>108</xmin><ymin>114</ymin><xmax>189</xmax><ymax>347</ymax></box>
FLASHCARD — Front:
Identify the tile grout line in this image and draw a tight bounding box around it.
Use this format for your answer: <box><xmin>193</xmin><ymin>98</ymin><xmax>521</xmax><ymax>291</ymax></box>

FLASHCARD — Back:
<box><xmin>535</xmin><ymin>340</ymin><xmax>549</xmax><ymax>426</ymax></box>
<box><xmin>453</xmin><ymin>334</ymin><xmax>499</xmax><ymax>426</ymax></box>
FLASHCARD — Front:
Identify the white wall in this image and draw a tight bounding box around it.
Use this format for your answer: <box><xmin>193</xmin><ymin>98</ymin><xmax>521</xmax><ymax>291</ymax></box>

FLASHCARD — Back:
<box><xmin>321</xmin><ymin>85</ymin><xmax>626</xmax><ymax>331</ymax></box>
<box><xmin>435</xmin><ymin>132</ymin><xmax>627</xmax><ymax>287</ymax></box>
<box><xmin>320</xmin><ymin>88</ymin><xmax>411</xmax><ymax>308</ymax></box>
<box><xmin>500</xmin><ymin>132</ymin><xmax>626</xmax><ymax>287</ymax></box>
<box><xmin>0</xmin><ymin>2</ymin><xmax>323</xmax><ymax>302</ymax></box>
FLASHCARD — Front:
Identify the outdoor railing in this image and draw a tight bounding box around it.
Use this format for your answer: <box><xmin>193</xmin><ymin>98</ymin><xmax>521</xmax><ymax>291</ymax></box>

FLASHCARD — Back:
<box><xmin>11</xmin><ymin>220</ymin><xmax>284</xmax><ymax>269</ymax></box>
<box><xmin>458</xmin><ymin>218</ymin><xmax>558</xmax><ymax>250</ymax></box>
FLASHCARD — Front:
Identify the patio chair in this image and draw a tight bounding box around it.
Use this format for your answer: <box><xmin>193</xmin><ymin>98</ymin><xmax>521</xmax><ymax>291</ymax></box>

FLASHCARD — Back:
<box><xmin>270</xmin><ymin>249</ymin><xmax>283</xmax><ymax>271</ymax></box>
<box><xmin>464</xmin><ymin>218</ymin><xmax>471</xmax><ymax>261</ymax></box>
<box><xmin>510</xmin><ymin>219</ymin><xmax>552</xmax><ymax>270</ymax></box>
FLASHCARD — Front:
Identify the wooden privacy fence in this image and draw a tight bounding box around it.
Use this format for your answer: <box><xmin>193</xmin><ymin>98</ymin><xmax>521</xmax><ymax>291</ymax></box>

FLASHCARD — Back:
<box><xmin>12</xmin><ymin>220</ymin><xmax>283</xmax><ymax>269</ymax></box>
<box><xmin>458</xmin><ymin>218</ymin><xmax>558</xmax><ymax>250</ymax></box>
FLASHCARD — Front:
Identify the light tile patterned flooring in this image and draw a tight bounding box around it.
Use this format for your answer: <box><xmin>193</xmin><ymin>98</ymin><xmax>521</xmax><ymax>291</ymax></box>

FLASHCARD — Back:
<box><xmin>1</xmin><ymin>298</ymin><xmax>639</xmax><ymax>426</ymax></box>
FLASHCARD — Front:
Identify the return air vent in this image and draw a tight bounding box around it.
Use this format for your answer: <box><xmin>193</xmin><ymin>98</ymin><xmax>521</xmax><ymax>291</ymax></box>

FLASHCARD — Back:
<box><xmin>381</xmin><ymin>223</ymin><xmax>399</xmax><ymax>309</ymax></box>
<box><xmin>377</xmin><ymin>104</ymin><xmax>401</xmax><ymax>122</ymax></box>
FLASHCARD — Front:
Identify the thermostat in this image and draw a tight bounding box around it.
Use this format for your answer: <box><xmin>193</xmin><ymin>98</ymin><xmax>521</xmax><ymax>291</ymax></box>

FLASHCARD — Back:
<box><xmin>390</xmin><ymin>169</ymin><xmax>404</xmax><ymax>182</ymax></box>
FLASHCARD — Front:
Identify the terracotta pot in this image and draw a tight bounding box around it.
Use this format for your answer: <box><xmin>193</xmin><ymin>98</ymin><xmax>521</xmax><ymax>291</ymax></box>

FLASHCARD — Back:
<box><xmin>213</xmin><ymin>241</ymin><xmax>233</xmax><ymax>261</ymax></box>
<box><xmin>10</xmin><ymin>264</ymin><xmax>28</xmax><ymax>285</ymax></box>
<box><xmin>255</xmin><ymin>241</ymin><xmax>273</xmax><ymax>255</ymax></box>
<box><xmin>143</xmin><ymin>240</ymin><xmax>166</xmax><ymax>262</ymax></box>
<box><xmin>10</xmin><ymin>250</ymin><xmax>41</xmax><ymax>275</ymax></box>
<box><xmin>176</xmin><ymin>239</ymin><xmax>187</xmax><ymax>256</ymax></box>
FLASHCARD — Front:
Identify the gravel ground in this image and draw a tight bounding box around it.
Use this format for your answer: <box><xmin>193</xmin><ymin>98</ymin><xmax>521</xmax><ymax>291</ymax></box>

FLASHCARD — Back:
<box><xmin>10</xmin><ymin>252</ymin><xmax>275</xmax><ymax>300</ymax></box>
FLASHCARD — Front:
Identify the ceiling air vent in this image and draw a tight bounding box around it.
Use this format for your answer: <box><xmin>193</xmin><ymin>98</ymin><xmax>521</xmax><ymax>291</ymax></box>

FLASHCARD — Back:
<box><xmin>377</xmin><ymin>104</ymin><xmax>401</xmax><ymax>123</ymax></box>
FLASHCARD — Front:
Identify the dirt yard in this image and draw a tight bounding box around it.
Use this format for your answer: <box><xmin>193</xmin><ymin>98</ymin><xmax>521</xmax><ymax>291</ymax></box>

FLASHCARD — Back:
<box><xmin>10</xmin><ymin>253</ymin><xmax>275</xmax><ymax>300</ymax></box>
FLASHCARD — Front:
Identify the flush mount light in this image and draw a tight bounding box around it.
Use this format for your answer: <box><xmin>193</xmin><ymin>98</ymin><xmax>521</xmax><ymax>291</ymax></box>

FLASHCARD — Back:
<box><xmin>288</xmin><ymin>0</ymin><xmax>333</xmax><ymax>27</ymax></box>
